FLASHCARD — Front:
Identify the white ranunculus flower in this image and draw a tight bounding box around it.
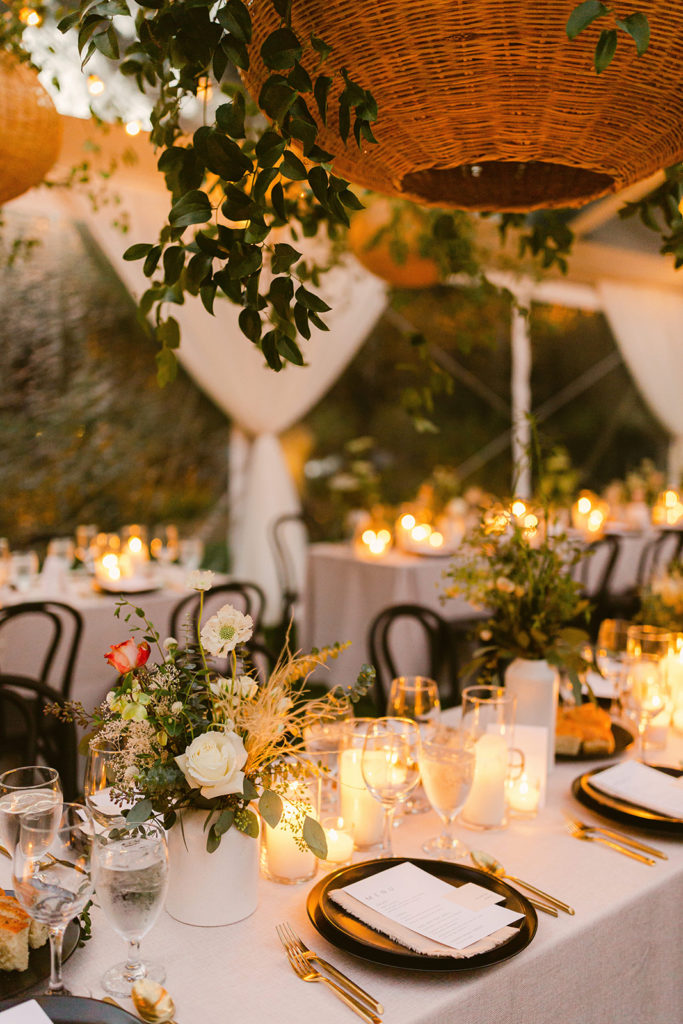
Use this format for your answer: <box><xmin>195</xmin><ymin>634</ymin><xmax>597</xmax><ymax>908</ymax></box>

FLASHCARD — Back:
<box><xmin>210</xmin><ymin>674</ymin><xmax>258</xmax><ymax>704</ymax></box>
<box><xmin>175</xmin><ymin>729</ymin><xmax>247</xmax><ymax>798</ymax></box>
<box><xmin>200</xmin><ymin>604</ymin><xmax>254</xmax><ymax>656</ymax></box>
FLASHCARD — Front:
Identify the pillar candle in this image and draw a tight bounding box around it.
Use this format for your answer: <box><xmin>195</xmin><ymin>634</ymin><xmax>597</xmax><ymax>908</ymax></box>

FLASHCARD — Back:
<box><xmin>461</xmin><ymin>733</ymin><xmax>508</xmax><ymax>828</ymax></box>
<box><xmin>339</xmin><ymin>747</ymin><xmax>385</xmax><ymax>849</ymax></box>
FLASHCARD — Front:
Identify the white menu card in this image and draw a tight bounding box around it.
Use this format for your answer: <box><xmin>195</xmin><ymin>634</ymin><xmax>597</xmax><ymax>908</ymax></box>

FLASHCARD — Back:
<box><xmin>341</xmin><ymin>862</ymin><xmax>523</xmax><ymax>951</ymax></box>
<box><xmin>590</xmin><ymin>761</ymin><xmax>683</xmax><ymax>819</ymax></box>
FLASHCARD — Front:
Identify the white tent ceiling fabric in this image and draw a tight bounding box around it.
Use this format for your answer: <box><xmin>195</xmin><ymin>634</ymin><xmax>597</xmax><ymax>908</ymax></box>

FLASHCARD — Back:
<box><xmin>597</xmin><ymin>280</ymin><xmax>683</xmax><ymax>482</ymax></box>
<box><xmin>59</xmin><ymin>183</ymin><xmax>387</xmax><ymax>622</ymax></box>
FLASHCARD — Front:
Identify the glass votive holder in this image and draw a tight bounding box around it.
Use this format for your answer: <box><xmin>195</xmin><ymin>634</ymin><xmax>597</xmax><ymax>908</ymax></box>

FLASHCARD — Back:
<box><xmin>338</xmin><ymin>719</ymin><xmax>385</xmax><ymax>850</ymax></box>
<box><xmin>320</xmin><ymin>816</ymin><xmax>354</xmax><ymax>869</ymax></box>
<box><xmin>506</xmin><ymin>772</ymin><xmax>541</xmax><ymax>819</ymax></box>
<box><xmin>259</xmin><ymin>787</ymin><xmax>317</xmax><ymax>885</ymax></box>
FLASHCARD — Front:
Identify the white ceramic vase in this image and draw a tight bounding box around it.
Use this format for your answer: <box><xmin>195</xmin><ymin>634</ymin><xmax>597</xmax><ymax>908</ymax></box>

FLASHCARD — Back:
<box><xmin>504</xmin><ymin>657</ymin><xmax>559</xmax><ymax>774</ymax></box>
<box><xmin>166</xmin><ymin>809</ymin><xmax>259</xmax><ymax>926</ymax></box>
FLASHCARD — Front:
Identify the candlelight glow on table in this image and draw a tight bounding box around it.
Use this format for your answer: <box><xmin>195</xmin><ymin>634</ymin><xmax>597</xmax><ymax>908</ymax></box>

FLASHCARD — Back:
<box><xmin>652</xmin><ymin>488</ymin><xmax>683</xmax><ymax>527</ymax></box>
<box><xmin>261</xmin><ymin>783</ymin><xmax>317</xmax><ymax>884</ymax></box>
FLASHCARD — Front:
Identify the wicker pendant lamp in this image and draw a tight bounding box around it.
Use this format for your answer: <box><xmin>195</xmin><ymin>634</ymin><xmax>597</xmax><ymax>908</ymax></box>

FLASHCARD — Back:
<box><xmin>0</xmin><ymin>54</ymin><xmax>62</xmax><ymax>206</ymax></box>
<box><xmin>244</xmin><ymin>1</ymin><xmax>683</xmax><ymax>212</ymax></box>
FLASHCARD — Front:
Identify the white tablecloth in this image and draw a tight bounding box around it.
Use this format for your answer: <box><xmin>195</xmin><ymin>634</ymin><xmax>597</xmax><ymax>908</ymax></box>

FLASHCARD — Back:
<box><xmin>2</xmin><ymin>731</ymin><xmax>680</xmax><ymax>1024</ymax></box>
<box><xmin>301</xmin><ymin>544</ymin><xmax>483</xmax><ymax>690</ymax></box>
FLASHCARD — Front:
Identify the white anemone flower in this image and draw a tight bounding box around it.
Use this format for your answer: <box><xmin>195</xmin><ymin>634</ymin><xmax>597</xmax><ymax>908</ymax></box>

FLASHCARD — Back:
<box><xmin>187</xmin><ymin>569</ymin><xmax>215</xmax><ymax>592</ymax></box>
<box><xmin>200</xmin><ymin>603</ymin><xmax>254</xmax><ymax>656</ymax></box>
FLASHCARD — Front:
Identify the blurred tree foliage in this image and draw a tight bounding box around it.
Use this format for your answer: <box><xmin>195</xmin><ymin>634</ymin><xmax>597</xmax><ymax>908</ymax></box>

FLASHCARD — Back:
<box><xmin>0</xmin><ymin>208</ymin><xmax>229</xmax><ymax>553</ymax></box>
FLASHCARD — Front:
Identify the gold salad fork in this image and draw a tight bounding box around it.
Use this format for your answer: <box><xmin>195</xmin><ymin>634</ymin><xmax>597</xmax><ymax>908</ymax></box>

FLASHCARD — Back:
<box><xmin>565</xmin><ymin>821</ymin><xmax>655</xmax><ymax>864</ymax></box>
<box><xmin>278</xmin><ymin>935</ymin><xmax>382</xmax><ymax>1024</ymax></box>
<box><xmin>566</xmin><ymin>817</ymin><xmax>667</xmax><ymax>860</ymax></box>
<box><xmin>277</xmin><ymin>922</ymin><xmax>384</xmax><ymax>1015</ymax></box>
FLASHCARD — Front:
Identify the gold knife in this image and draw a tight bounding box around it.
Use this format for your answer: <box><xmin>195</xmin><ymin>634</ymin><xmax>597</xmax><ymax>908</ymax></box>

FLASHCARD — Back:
<box><xmin>587</xmin><ymin>825</ymin><xmax>667</xmax><ymax>860</ymax></box>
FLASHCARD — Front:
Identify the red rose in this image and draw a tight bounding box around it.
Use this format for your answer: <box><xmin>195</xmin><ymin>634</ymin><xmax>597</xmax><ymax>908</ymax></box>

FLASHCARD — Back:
<box><xmin>104</xmin><ymin>639</ymin><xmax>150</xmax><ymax>673</ymax></box>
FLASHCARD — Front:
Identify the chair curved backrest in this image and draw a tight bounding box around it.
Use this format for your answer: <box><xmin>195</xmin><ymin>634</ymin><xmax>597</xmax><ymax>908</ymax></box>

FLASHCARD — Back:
<box><xmin>0</xmin><ymin>674</ymin><xmax>78</xmax><ymax>800</ymax></box>
<box><xmin>367</xmin><ymin>603</ymin><xmax>463</xmax><ymax>712</ymax></box>
<box><xmin>0</xmin><ymin>601</ymin><xmax>84</xmax><ymax>699</ymax></box>
<box><xmin>170</xmin><ymin>581</ymin><xmax>267</xmax><ymax>645</ymax></box>
<box><xmin>577</xmin><ymin>534</ymin><xmax>621</xmax><ymax>596</ymax></box>
<box><xmin>269</xmin><ymin>512</ymin><xmax>310</xmax><ymax>629</ymax></box>
<box><xmin>636</xmin><ymin>529</ymin><xmax>683</xmax><ymax>587</ymax></box>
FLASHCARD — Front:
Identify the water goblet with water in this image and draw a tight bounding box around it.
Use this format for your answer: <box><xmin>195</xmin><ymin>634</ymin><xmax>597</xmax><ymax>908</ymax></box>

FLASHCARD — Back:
<box><xmin>622</xmin><ymin>625</ymin><xmax>672</xmax><ymax>759</ymax></box>
<box><xmin>0</xmin><ymin>766</ymin><xmax>62</xmax><ymax>858</ymax></box>
<box><xmin>93</xmin><ymin>820</ymin><xmax>169</xmax><ymax>996</ymax></box>
<box><xmin>12</xmin><ymin>802</ymin><xmax>94</xmax><ymax>994</ymax></box>
<box><xmin>595</xmin><ymin>619</ymin><xmax>631</xmax><ymax>712</ymax></box>
<box><xmin>84</xmin><ymin>740</ymin><xmax>134</xmax><ymax>827</ymax></box>
<box><xmin>361</xmin><ymin>717</ymin><xmax>420</xmax><ymax>857</ymax></box>
<box><xmin>419</xmin><ymin>724</ymin><xmax>475</xmax><ymax>860</ymax></box>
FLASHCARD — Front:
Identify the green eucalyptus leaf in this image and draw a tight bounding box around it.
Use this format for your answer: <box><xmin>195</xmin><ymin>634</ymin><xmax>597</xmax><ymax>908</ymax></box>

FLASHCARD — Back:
<box><xmin>258</xmin><ymin>789</ymin><xmax>283</xmax><ymax>828</ymax></box>
<box><xmin>253</xmin><ymin>166</ymin><xmax>279</xmax><ymax>204</ymax></box>
<box><xmin>235</xmin><ymin>808</ymin><xmax>260</xmax><ymax>838</ymax></box>
<box><xmin>242</xmin><ymin>776</ymin><xmax>259</xmax><ymax>802</ymax></box>
<box><xmin>271</xmin><ymin>242</ymin><xmax>302</xmax><ymax>274</ymax></box>
<box><xmin>270</xmin><ymin>182</ymin><xmax>287</xmax><ymax>221</ymax></box>
<box><xmin>259</xmin><ymin>76</ymin><xmax>297</xmax><ymax>123</ymax></box>
<box><xmin>123</xmin><ymin>243</ymin><xmax>152</xmax><ymax>261</ymax></box>
<box><xmin>261</xmin><ymin>330</ymin><xmax>283</xmax><ymax>370</ymax></box>
<box><xmin>255</xmin><ymin>129</ymin><xmax>287</xmax><ymax>169</ymax></box>
<box><xmin>214</xmin><ymin>808</ymin><xmax>235</xmax><ymax>836</ymax></box>
<box><xmin>143</xmin><ymin>244</ymin><xmax>162</xmax><ymax>277</ymax></box>
<box><xmin>216</xmin><ymin>94</ymin><xmax>246</xmax><ymax>138</ymax></box>
<box><xmin>566</xmin><ymin>0</ymin><xmax>608</xmax><ymax>39</ymax></box>
<box><xmin>169</xmin><ymin>190</ymin><xmax>212</xmax><ymax>229</ymax></box>
<box><xmin>222</xmin><ymin>34</ymin><xmax>249</xmax><ymax>71</ymax></box>
<box><xmin>310</xmin><ymin>33</ymin><xmax>332</xmax><ymax>62</ymax></box>
<box><xmin>308</xmin><ymin>310</ymin><xmax>329</xmax><ymax>331</ymax></box>
<box><xmin>595</xmin><ymin>28</ymin><xmax>618</xmax><ymax>73</ymax></box>
<box><xmin>278</xmin><ymin>334</ymin><xmax>305</xmax><ymax>366</ymax></box>
<box><xmin>338</xmin><ymin>188</ymin><xmax>364</xmax><ymax>210</ymax></box>
<box><xmin>214</xmin><ymin>269</ymin><xmax>244</xmax><ymax>303</ymax></box>
<box><xmin>163</xmin><ymin>246</ymin><xmax>185</xmax><ymax>284</ymax></box>
<box><xmin>303</xmin><ymin>815</ymin><xmax>327</xmax><ymax>859</ymax></box>
<box><xmin>269</xmin><ymin>275</ymin><xmax>294</xmax><ymax>317</ymax></box>
<box><xmin>295</xmin><ymin>285</ymin><xmax>331</xmax><ymax>314</ymax></box>
<box><xmin>616</xmin><ymin>12</ymin><xmax>650</xmax><ymax>55</ymax></box>
<box><xmin>206</xmin><ymin>826</ymin><xmax>221</xmax><ymax>853</ymax></box>
<box><xmin>200</xmin><ymin>284</ymin><xmax>217</xmax><ymax>315</ymax></box>
<box><xmin>261</xmin><ymin>27</ymin><xmax>302</xmax><ymax>70</ymax></box>
<box><xmin>313</xmin><ymin>74</ymin><xmax>332</xmax><ymax>124</ymax></box>
<box><xmin>221</xmin><ymin>184</ymin><xmax>256</xmax><ymax>222</ymax></box>
<box><xmin>156</xmin><ymin>347</ymin><xmax>178</xmax><ymax>386</ymax></box>
<box><xmin>288</xmin><ymin>61</ymin><xmax>312</xmax><ymax>93</ymax></box>
<box><xmin>213</xmin><ymin>45</ymin><xmax>229</xmax><ymax>83</ymax></box>
<box><xmin>294</xmin><ymin>301</ymin><xmax>311</xmax><ymax>340</ymax></box>
<box><xmin>228</xmin><ymin>245</ymin><xmax>262</xmax><ymax>280</ymax></box>
<box><xmin>244</xmin><ymin>219</ymin><xmax>270</xmax><ymax>244</ymax></box>
<box><xmin>307</xmin><ymin>165</ymin><xmax>328</xmax><ymax>205</ymax></box>
<box><xmin>185</xmin><ymin>252</ymin><xmax>212</xmax><ymax>292</ymax></box>
<box><xmin>124</xmin><ymin>799</ymin><xmax>153</xmax><ymax>824</ymax></box>
<box><xmin>280</xmin><ymin>151</ymin><xmax>307</xmax><ymax>180</ymax></box>
<box><xmin>157</xmin><ymin>317</ymin><xmax>180</xmax><ymax>349</ymax></box>
<box><xmin>239</xmin><ymin>307</ymin><xmax>262</xmax><ymax>343</ymax></box>
<box><xmin>205</xmin><ymin>134</ymin><xmax>252</xmax><ymax>181</ymax></box>
<box><xmin>217</xmin><ymin>0</ymin><xmax>252</xmax><ymax>43</ymax></box>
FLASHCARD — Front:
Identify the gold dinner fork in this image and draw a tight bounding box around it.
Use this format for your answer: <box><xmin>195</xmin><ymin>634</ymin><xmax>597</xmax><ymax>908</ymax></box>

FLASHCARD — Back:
<box><xmin>565</xmin><ymin>821</ymin><xmax>656</xmax><ymax>864</ymax></box>
<box><xmin>277</xmin><ymin>922</ymin><xmax>384</xmax><ymax>1015</ymax></box>
<box><xmin>280</xmin><ymin>936</ymin><xmax>382</xmax><ymax>1023</ymax></box>
<box><xmin>566</xmin><ymin>817</ymin><xmax>667</xmax><ymax>860</ymax></box>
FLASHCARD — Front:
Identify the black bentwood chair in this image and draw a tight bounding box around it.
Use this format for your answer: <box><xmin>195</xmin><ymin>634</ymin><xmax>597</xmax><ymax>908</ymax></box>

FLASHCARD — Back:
<box><xmin>0</xmin><ymin>600</ymin><xmax>84</xmax><ymax>699</ymax></box>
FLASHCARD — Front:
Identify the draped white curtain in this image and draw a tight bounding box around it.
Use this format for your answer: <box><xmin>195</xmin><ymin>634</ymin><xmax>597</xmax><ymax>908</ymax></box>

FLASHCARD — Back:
<box><xmin>597</xmin><ymin>280</ymin><xmax>683</xmax><ymax>482</ymax></box>
<box><xmin>55</xmin><ymin>181</ymin><xmax>387</xmax><ymax>621</ymax></box>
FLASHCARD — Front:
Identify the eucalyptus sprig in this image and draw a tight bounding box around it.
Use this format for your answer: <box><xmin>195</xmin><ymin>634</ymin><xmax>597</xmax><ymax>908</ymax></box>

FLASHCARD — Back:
<box><xmin>56</xmin><ymin>0</ymin><xmax>378</xmax><ymax>383</ymax></box>
<box><xmin>566</xmin><ymin>1</ymin><xmax>650</xmax><ymax>74</ymax></box>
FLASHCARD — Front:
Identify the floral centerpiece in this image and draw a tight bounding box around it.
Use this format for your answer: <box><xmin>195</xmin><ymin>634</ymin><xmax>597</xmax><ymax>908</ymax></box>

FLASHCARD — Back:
<box><xmin>444</xmin><ymin>504</ymin><xmax>591</xmax><ymax>698</ymax></box>
<box><xmin>638</xmin><ymin>564</ymin><xmax>683</xmax><ymax>632</ymax></box>
<box><xmin>61</xmin><ymin>572</ymin><xmax>370</xmax><ymax>861</ymax></box>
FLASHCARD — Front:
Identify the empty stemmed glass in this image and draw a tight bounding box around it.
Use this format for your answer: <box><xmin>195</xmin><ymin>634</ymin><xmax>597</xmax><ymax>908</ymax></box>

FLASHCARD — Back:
<box><xmin>419</xmin><ymin>724</ymin><xmax>475</xmax><ymax>860</ymax></box>
<box><xmin>12</xmin><ymin>802</ymin><xmax>94</xmax><ymax>994</ymax></box>
<box><xmin>361</xmin><ymin>717</ymin><xmax>420</xmax><ymax>857</ymax></box>
<box><xmin>595</xmin><ymin>619</ymin><xmax>631</xmax><ymax>712</ymax></box>
<box><xmin>386</xmin><ymin>675</ymin><xmax>440</xmax><ymax>814</ymax></box>
<box><xmin>302</xmin><ymin>700</ymin><xmax>354</xmax><ymax>818</ymax></box>
<box><xmin>622</xmin><ymin>625</ymin><xmax>672</xmax><ymax>760</ymax></box>
<box><xmin>0</xmin><ymin>766</ymin><xmax>62</xmax><ymax>858</ymax></box>
<box><xmin>92</xmin><ymin>820</ymin><xmax>169</xmax><ymax>996</ymax></box>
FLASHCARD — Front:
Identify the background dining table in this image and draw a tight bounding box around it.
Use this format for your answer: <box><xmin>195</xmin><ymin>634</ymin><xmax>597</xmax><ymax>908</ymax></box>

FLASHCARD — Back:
<box><xmin>2</xmin><ymin>725</ymin><xmax>681</xmax><ymax>1024</ymax></box>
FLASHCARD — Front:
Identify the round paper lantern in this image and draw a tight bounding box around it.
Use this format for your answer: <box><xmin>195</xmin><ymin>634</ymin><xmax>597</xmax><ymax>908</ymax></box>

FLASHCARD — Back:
<box><xmin>0</xmin><ymin>54</ymin><xmax>62</xmax><ymax>205</ymax></box>
<box><xmin>347</xmin><ymin>197</ymin><xmax>441</xmax><ymax>288</ymax></box>
<box><xmin>243</xmin><ymin>1</ymin><xmax>683</xmax><ymax>211</ymax></box>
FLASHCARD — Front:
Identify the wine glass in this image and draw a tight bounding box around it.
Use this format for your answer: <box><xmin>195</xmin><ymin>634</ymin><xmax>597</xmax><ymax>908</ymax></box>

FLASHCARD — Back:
<box><xmin>0</xmin><ymin>766</ymin><xmax>62</xmax><ymax>858</ymax></box>
<box><xmin>93</xmin><ymin>820</ymin><xmax>169</xmax><ymax>996</ymax></box>
<box><xmin>84</xmin><ymin>740</ymin><xmax>134</xmax><ymax>827</ymax></box>
<box><xmin>13</xmin><ymin>802</ymin><xmax>94</xmax><ymax>994</ymax></box>
<box><xmin>622</xmin><ymin>625</ymin><xmax>672</xmax><ymax>759</ymax></box>
<box><xmin>419</xmin><ymin>724</ymin><xmax>475</xmax><ymax>859</ymax></box>
<box><xmin>10</xmin><ymin>550</ymin><xmax>39</xmax><ymax>593</ymax></box>
<box><xmin>361</xmin><ymin>717</ymin><xmax>420</xmax><ymax>857</ymax></box>
<box><xmin>595</xmin><ymin>619</ymin><xmax>631</xmax><ymax>711</ymax></box>
<box><xmin>150</xmin><ymin>524</ymin><xmax>179</xmax><ymax>566</ymax></box>
<box><xmin>177</xmin><ymin>537</ymin><xmax>204</xmax><ymax>571</ymax></box>
<box><xmin>386</xmin><ymin>675</ymin><xmax>440</xmax><ymax>814</ymax></box>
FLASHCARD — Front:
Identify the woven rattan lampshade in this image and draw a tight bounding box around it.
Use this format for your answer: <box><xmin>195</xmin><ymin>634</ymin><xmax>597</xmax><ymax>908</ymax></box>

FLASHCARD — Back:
<box><xmin>0</xmin><ymin>54</ymin><xmax>62</xmax><ymax>205</ymax></box>
<box><xmin>243</xmin><ymin>1</ymin><xmax>683</xmax><ymax>212</ymax></box>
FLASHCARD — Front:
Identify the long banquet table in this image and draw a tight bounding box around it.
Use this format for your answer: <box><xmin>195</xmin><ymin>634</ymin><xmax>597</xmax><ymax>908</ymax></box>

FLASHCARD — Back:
<box><xmin>2</xmin><ymin>729</ymin><xmax>681</xmax><ymax>1024</ymax></box>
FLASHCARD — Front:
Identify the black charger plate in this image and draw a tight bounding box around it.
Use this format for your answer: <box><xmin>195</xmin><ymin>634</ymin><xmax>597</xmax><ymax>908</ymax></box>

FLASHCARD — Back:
<box><xmin>306</xmin><ymin>857</ymin><xmax>537</xmax><ymax>972</ymax></box>
<box><xmin>572</xmin><ymin>764</ymin><xmax>683</xmax><ymax>835</ymax></box>
<box><xmin>0</xmin><ymin>996</ymin><xmax>138</xmax><ymax>1022</ymax></box>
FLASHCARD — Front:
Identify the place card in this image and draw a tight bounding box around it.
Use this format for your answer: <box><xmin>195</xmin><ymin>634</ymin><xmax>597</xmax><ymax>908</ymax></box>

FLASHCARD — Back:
<box><xmin>590</xmin><ymin>761</ymin><xmax>683</xmax><ymax>819</ymax></box>
<box><xmin>0</xmin><ymin>1001</ymin><xmax>53</xmax><ymax>1023</ymax></box>
<box><xmin>341</xmin><ymin>862</ymin><xmax>523</xmax><ymax>951</ymax></box>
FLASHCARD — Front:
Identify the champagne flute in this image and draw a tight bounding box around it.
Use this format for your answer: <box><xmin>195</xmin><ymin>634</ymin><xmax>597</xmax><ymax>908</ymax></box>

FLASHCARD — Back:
<box><xmin>361</xmin><ymin>718</ymin><xmax>420</xmax><ymax>857</ymax></box>
<box><xmin>93</xmin><ymin>820</ymin><xmax>169</xmax><ymax>996</ymax></box>
<box><xmin>386</xmin><ymin>675</ymin><xmax>440</xmax><ymax>814</ymax></box>
<box><xmin>419</xmin><ymin>724</ymin><xmax>475</xmax><ymax>859</ymax></box>
<box><xmin>0</xmin><ymin>766</ymin><xmax>62</xmax><ymax>858</ymax></box>
<box><xmin>84</xmin><ymin>740</ymin><xmax>133</xmax><ymax>827</ymax></box>
<box><xmin>13</xmin><ymin>802</ymin><xmax>94</xmax><ymax>994</ymax></box>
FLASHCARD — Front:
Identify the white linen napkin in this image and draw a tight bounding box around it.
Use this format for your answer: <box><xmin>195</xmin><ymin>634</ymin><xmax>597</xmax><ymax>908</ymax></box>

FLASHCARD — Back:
<box><xmin>0</xmin><ymin>1001</ymin><xmax>52</xmax><ymax>1023</ymax></box>
<box><xmin>589</xmin><ymin>761</ymin><xmax>683</xmax><ymax>819</ymax></box>
<box><xmin>328</xmin><ymin>888</ymin><xmax>518</xmax><ymax>958</ymax></box>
